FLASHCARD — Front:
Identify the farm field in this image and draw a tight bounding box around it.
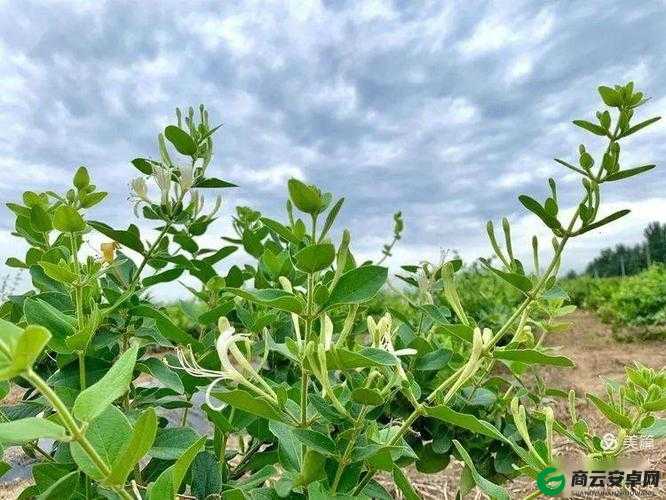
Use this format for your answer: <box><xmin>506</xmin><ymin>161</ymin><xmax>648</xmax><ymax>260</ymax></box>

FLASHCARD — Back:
<box><xmin>1</xmin><ymin>311</ymin><xmax>664</xmax><ymax>499</ymax></box>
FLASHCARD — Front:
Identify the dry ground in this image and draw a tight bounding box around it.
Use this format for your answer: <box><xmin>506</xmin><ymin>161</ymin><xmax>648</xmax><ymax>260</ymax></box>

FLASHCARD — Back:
<box><xmin>1</xmin><ymin>311</ymin><xmax>665</xmax><ymax>499</ymax></box>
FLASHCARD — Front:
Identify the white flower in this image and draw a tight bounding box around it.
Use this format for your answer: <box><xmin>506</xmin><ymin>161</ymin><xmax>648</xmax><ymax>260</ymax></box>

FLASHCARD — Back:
<box><xmin>279</xmin><ymin>277</ymin><xmax>302</xmax><ymax>347</ymax></box>
<box><xmin>131</xmin><ymin>177</ymin><xmax>150</xmax><ymax>202</ymax></box>
<box><xmin>152</xmin><ymin>165</ymin><xmax>172</xmax><ymax>205</ymax></box>
<box><xmin>190</xmin><ymin>191</ymin><xmax>223</xmax><ymax>220</ymax></box>
<box><xmin>369</xmin><ymin>313</ymin><xmax>416</xmax><ymax>381</ymax></box>
<box><xmin>178</xmin><ymin>163</ymin><xmax>195</xmax><ymax>193</ymax></box>
<box><xmin>209</xmin><ymin>195</ymin><xmax>223</xmax><ymax>218</ymax></box>
<box><xmin>172</xmin><ymin>317</ymin><xmax>278</xmax><ymax>411</ymax></box>
<box><xmin>130</xmin><ymin>177</ymin><xmax>152</xmax><ymax>216</ymax></box>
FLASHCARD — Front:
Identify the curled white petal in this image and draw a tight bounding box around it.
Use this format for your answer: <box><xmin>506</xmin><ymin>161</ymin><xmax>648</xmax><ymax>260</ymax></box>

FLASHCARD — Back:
<box><xmin>204</xmin><ymin>377</ymin><xmax>228</xmax><ymax>411</ymax></box>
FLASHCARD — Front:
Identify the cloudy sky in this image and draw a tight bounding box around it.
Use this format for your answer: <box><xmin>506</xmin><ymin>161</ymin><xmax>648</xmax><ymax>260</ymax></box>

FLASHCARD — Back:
<box><xmin>1</xmin><ymin>1</ymin><xmax>666</xmax><ymax>299</ymax></box>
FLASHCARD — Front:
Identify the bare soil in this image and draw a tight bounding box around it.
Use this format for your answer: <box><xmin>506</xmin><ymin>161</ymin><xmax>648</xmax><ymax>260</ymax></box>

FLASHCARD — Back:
<box><xmin>2</xmin><ymin>311</ymin><xmax>665</xmax><ymax>499</ymax></box>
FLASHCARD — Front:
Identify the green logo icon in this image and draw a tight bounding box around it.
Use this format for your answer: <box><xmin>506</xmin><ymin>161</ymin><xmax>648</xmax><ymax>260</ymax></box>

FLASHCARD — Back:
<box><xmin>537</xmin><ymin>466</ymin><xmax>566</xmax><ymax>496</ymax></box>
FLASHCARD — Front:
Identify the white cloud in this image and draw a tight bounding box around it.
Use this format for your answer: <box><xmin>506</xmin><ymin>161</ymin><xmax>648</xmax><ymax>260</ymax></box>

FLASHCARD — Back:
<box><xmin>1</xmin><ymin>0</ymin><xmax>664</xmax><ymax>301</ymax></box>
<box><xmin>228</xmin><ymin>163</ymin><xmax>305</xmax><ymax>189</ymax></box>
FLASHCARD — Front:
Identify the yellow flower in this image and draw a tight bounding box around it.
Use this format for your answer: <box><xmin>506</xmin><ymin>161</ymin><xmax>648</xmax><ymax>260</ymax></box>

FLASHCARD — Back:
<box><xmin>100</xmin><ymin>242</ymin><xmax>119</xmax><ymax>263</ymax></box>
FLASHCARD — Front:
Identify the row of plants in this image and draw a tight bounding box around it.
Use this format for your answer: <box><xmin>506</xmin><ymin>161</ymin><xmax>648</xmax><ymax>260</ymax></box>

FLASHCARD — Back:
<box><xmin>564</xmin><ymin>265</ymin><xmax>666</xmax><ymax>340</ymax></box>
<box><xmin>0</xmin><ymin>84</ymin><xmax>664</xmax><ymax>500</ymax></box>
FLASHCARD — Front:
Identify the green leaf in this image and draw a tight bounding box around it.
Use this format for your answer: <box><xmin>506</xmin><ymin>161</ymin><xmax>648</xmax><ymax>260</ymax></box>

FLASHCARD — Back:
<box><xmin>73</xmin><ymin>166</ymin><xmax>90</xmax><ymax>190</ymax></box>
<box><xmin>268</xmin><ymin>421</ymin><xmax>301</xmax><ymax>472</ymax></box>
<box><xmin>164</xmin><ymin>125</ymin><xmax>196</xmax><ymax>155</ymax></box>
<box><xmin>453</xmin><ymin>440</ymin><xmax>509</xmax><ymax>500</ymax></box>
<box><xmin>483</xmin><ymin>265</ymin><xmax>532</xmax><ymax>293</ymax></box>
<box><xmin>598</xmin><ymin>86</ymin><xmax>621</xmax><ymax>107</ymax></box>
<box><xmin>415</xmin><ymin>443</ymin><xmax>449</xmax><ymax>473</ymax></box>
<box><xmin>294</xmin><ymin>243</ymin><xmax>335</xmax><ymax>273</ymax></box>
<box><xmin>554</xmin><ymin>158</ymin><xmax>588</xmax><ymax>176</ymax></box>
<box><xmin>392</xmin><ymin>465</ymin><xmax>421</xmax><ymax>500</ymax></box>
<box><xmin>142</xmin><ymin>267</ymin><xmax>184</xmax><ymax>287</ymax></box>
<box><xmin>325</xmin><ymin>265</ymin><xmax>387</xmax><ymax>308</ymax></box>
<box><xmin>605</xmin><ymin>165</ymin><xmax>655</xmax><ymax>182</ymax></box>
<box><xmin>39</xmin><ymin>261</ymin><xmax>77</xmax><ymax>284</ymax></box>
<box><xmin>36</xmin><ymin>470</ymin><xmax>78</xmax><ymax>500</ymax></box>
<box><xmin>414</xmin><ymin>349</ymin><xmax>452</xmax><ymax>371</ymax></box>
<box><xmin>641</xmin><ymin>418</ymin><xmax>666</xmax><ymax>438</ymax></box>
<box><xmin>573</xmin><ymin>120</ymin><xmax>607</xmax><ymax>136</ymax></box>
<box><xmin>202</xmin><ymin>245</ymin><xmax>238</xmax><ymax>265</ymax></box>
<box><xmin>11</xmin><ymin>325</ymin><xmax>51</xmax><ymax>374</ymax></box>
<box><xmin>325</xmin><ymin>347</ymin><xmax>398</xmax><ymax>370</ymax></box>
<box><xmin>88</xmin><ymin>221</ymin><xmax>145</xmax><ymax>254</ymax></box>
<box><xmin>643</xmin><ymin>398</ymin><xmax>666</xmax><ymax>412</ymax></box>
<box><xmin>53</xmin><ymin>206</ymin><xmax>85</xmax><ymax>233</ymax></box>
<box><xmin>459</xmin><ymin>387</ymin><xmax>497</xmax><ymax>407</ymax></box>
<box><xmin>150</xmin><ymin>427</ymin><xmax>200</xmax><ymax>460</ymax></box>
<box><xmin>319</xmin><ymin>197</ymin><xmax>344</xmax><ymax>241</ymax></box>
<box><xmin>577</xmin><ymin>209</ymin><xmax>630</xmax><ymax>235</ymax></box>
<box><xmin>587</xmin><ymin>394</ymin><xmax>632</xmax><ymax>428</ymax></box>
<box><xmin>191</xmin><ymin>451</ymin><xmax>223</xmax><ymax>500</ymax></box>
<box><xmin>259</xmin><ymin>217</ymin><xmax>300</xmax><ymax>244</ymax></box>
<box><xmin>147</xmin><ymin>436</ymin><xmax>206</xmax><ymax>500</ymax></box>
<box><xmin>0</xmin><ymin>319</ymin><xmax>24</xmax><ymax>361</ymax></box>
<box><xmin>194</xmin><ymin>177</ymin><xmax>238</xmax><ymax>188</ymax></box>
<box><xmin>494</xmin><ymin>349</ymin><xmax>574</xmax><ymax>367</ymax></box>
<box><xmin>224</xmin><ymin>288</ymin><xmax>305</xmax><ymax>314</ymax></box>
<box><xmin>106</xmin><ymin>408</ymin><xmax>157</xmax><ymax>486</ymax></box>
<box><xmin>212</xmin><ymin>389</ymin><xmax>286</xmax><ymax>422</ymax></box>
<box><xmin>131</xmin><ymin>305</ymin><xmax>203</xmax><ymax>350</ymax></box>
<box><xmin>435</xmin><ymin>324</ymin><xmax>474</xmax><ymax>343</ymax></box>
<box><xmin>5</xmin><ymin>257</ymin><xmax>27</xmax><ymax>269</ymax></box>
<box><xmin>131</xmin><ymin>158</ymin><xmax>155</xmax><ymax>175</ymax></box>
<box><xmin>351</xmin><ymin>387</ymin><xmax>384</xmax><ymax>406</ymax></box>
<box><xmin>288</xmin><ymin>178</ymin><xmax>325</xmax><ymax>215</ymax></box>
<box><xmin>30</xmin><ymin>205</ymin><xmax>53</xmax><ymax>232</ymax></box>
<box><xmin>620</xmin><ymin>116</ymin><xmax>661</xmax><ymax>137</ymax></box>
<box><xmin>291</xmin><ymin>428</ymin><xmax>337</xmax><ymax>456</ymax></box>
<box><xmin>137</xmin><ymin>358</ymin><xmax>184</xmax><ymax>394</ymax></box>
<box><xmin>23</xmin><ymin>298</ymin><xmax>75</xmax><ymax>354</ymax></box>
<box><xmin>425</xmin><ymin>405</ymin><xmax>508</xmax><ymax>443</ymax></box>
<box><xmin>73</xmin><ymin>344</ymin><xmax>138</xmax><ymax>422</ymax></box>
<box><xmin>294</xmin><ymin>450</ymin><xmax>326</xmax><ymax>487</ymax></box>
<box><xmin>71</xmin><ymin>405</ymin><xmax>131</xmax><ymax>480</ymax></box>
<box><xmin>0</xmin><ymin>417</ymin><xmax>67</xmax><ymax>443</ymax></box>
<box><xmin>197</xmin><ymin>301</ymin><xmax>234</xmax><ymax>325</ymax></box>
<box><xmin>518</xmin><ymin>195</ymin><xmax>562</xmax><ymax>230</ymax></box>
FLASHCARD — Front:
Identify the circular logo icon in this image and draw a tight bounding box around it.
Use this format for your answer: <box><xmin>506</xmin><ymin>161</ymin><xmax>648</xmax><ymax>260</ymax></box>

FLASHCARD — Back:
<box><xmin>537</xmin><ymin>466</ymin><xmax>566</xmax><ymax>497</ymax></box>
<box><xmin>601</xmin><ymin>432</ymin><xmax>617</xmax><ymax>450</ymax></box>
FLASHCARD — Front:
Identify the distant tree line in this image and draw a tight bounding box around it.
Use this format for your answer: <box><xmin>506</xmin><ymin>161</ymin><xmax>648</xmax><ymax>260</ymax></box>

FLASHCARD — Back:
<box><xmin>583</xmin><ymin>222</ymin><xmax>666</xmax><ymax>277</ymax></box>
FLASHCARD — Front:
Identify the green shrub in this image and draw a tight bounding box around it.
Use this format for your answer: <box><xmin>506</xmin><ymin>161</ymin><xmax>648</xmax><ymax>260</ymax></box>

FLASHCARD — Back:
<box><xmin>562</xmin><ymin>275</ymin><xmax>620</xmax><ymax>309</ymax></box>
<box><xmin>0</xmin><ymin>84</ymin><xmax>664</xmax><ymax>499</ymax></box>
<box><xmin>563</xmin><ymin>266</ymin><xmax>666</xmax><ymax>340</ymax></box>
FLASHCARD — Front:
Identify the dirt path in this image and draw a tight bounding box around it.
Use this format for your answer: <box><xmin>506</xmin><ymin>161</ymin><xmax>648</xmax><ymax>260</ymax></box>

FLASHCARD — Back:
<box><xmin>2</xmin><ymin>311</ymin><xmax>665</xmax><ymax>499</ymax></box>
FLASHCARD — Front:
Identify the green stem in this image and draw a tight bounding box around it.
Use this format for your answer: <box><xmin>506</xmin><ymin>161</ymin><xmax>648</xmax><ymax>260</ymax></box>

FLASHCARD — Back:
<box><xmin>300</xmin><ymin>368</ymin><xmax>309</xmax><ymax>426</ymax></box>
<box><xmin>24</xmin><ymin>369</ymin><xmax>133</xmax><ymax>500</ymax></box>
<box><xmin>69</xmin><ymin>234</ymin><xmax>88</xmax><ymax>392</ymax></box>
<box><xmin>333</xmin><ymin>409</ymin><xmax>370</xmax><ymax>494</ymax></box>
<box><xmin>78</xmin><ymin>351</ymin><xmax>86</xmax><ymax>390</ymax></box>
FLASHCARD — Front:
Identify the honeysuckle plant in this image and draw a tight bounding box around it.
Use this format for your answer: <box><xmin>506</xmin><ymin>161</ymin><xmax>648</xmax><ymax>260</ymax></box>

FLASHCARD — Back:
<box><xmin>0</xmin><ymin>83</ymin><xmax>663</xmax><ymax>500</ymax></box>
